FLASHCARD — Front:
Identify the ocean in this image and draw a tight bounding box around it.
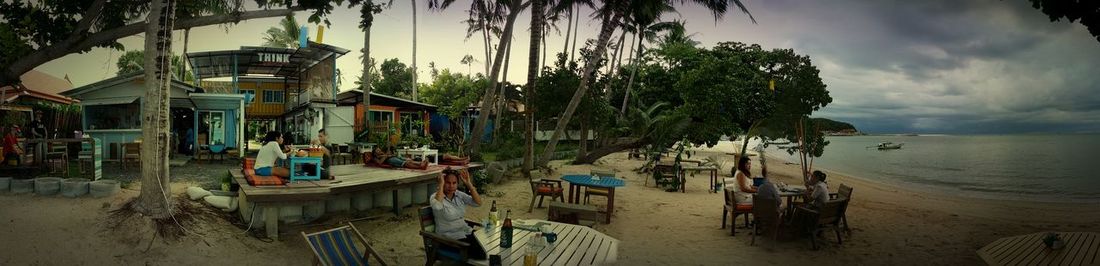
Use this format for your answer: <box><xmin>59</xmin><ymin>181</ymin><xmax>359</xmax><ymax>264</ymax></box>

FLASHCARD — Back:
<box><xmin>764</xmin><ymin>134</ymin><xmax>1100</xmax><ymax>203</ymax></box>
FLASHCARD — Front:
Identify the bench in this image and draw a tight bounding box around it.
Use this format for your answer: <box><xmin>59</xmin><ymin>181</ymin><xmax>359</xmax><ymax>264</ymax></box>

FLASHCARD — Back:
<box><xmin>548</xmin><ymin>201</ymin><xmax>603</xmax><ymax>227</ymax></box>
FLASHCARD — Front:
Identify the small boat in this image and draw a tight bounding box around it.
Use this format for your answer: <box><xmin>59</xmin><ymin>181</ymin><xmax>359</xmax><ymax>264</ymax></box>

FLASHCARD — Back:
<box><xmin>877</xmin><ymin>142</ymin><xmax>903</xmax><ymax>150</ymax></box>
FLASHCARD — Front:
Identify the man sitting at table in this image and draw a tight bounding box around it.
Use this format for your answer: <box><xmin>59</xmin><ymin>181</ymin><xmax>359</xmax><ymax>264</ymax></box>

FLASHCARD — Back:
<box><xmin>310</xmin><ymin>129</ymin><xmax>334</xmax><ymax>179</ymax></box>
<box><xmin>804</xmin><ymin>170</ymin><xmax>830</xmax><ymax>210</ymax></box>
<box><xmin>370</xmin><ymin>146</ymin><xmax>429</xmax><ymax>169</ymax></box>
<box><xmin>430</xmin><ymin>168</ymin><xmax>486</xmax><ymax>260</ymax></box>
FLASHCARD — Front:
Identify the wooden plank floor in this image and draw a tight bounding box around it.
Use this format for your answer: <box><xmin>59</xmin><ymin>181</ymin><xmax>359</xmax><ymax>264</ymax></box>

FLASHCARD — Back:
<box><xmin>230</xmin><ymin>163</ymin><xmax>483</xmax><ymax>203</ymax></box>
<box><xmin>977</xmin><ymin>232</ymin><xmax>1099</xmax><ymax>266</ymax></box>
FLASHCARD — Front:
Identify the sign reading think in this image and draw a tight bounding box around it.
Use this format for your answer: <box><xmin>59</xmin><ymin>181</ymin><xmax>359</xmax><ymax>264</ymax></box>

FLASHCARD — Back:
<box><xmin>259</xmin><ymin>53</ymin><xmax>289</xmax><ymax>64</ymax></box>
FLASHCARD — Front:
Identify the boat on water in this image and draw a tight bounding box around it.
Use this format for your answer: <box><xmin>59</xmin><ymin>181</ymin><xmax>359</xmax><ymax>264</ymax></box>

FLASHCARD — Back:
<box><xmin>877</xmin><ymin>142</ymin><xmax>904</xmax><ymax>150</ymax></box>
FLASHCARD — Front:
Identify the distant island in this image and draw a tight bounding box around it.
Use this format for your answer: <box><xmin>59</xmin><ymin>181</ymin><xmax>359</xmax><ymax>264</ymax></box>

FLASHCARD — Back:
<box><xmin>811</xmin><ymin>118</ymin><xmax>863</xmax><ymax>136</ymax></box>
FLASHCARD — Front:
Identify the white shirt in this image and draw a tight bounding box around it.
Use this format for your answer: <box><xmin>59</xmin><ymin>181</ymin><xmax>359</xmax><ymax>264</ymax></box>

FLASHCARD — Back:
<box><xmin>255</xmin><ymin>142</ymin><xmax>287</xmax><ymax>169</ymax></box>
<box><xmin>430</xmin><ymin>191</ymin><xmax>480</xmax><ymax>240</ymax></box>
<box><xmin>810</xmin><ymin>181</ymin><xmax>830</xmax><ymax>210</ymax></box>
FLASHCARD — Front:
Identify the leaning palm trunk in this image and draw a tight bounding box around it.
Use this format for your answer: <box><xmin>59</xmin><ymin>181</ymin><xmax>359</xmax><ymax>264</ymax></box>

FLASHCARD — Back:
<box><xmin>492</xmin><ymin>40</ymin><xmax>513</xmax><ymax>144</ymax></box>
<box><xmin>620</xmin><ymin>29</ymin><xmax>643</xmax><ymax>118</ymax></box>
<box><xmin>136</xmin><ymin>0</ymin><xmax>175</xmax><ymax>219</ymax></box>
<box><xmin>539</xmin><ymin>8</ymin><xmax>623</xmax><ymax>166</ymax></box>
<box><xmin>523</xmin><ymin>0</ymin><xmax>544</xmax><ymax>178</ymax></box>
<box><xmin>410</xmin><ymin>0</ymin><xmax>418</xmax><ymax>101</ymax></box>
<box><xmin>467</xmin><ymin>0</ymin><xmax>524</xmax><ymax>155</ymax></box>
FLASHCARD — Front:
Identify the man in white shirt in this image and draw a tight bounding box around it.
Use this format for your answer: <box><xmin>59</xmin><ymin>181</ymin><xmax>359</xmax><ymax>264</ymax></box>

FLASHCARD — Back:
<box><xmin>430</xmin><ymin>168</ymin><xmax>485</xmax><ymax>259</ymax></box>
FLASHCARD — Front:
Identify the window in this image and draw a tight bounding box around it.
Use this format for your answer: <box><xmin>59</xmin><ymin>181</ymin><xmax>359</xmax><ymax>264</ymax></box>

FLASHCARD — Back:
<box><xmin>241</xmin><ymin>89</ymin><xmax>255</xmax><ymax>103</ymax></box>
<box><xmin>86</xmin><ymin>103</ymin><xmax>141</xmax><ymax>130</ymax></box>
<box><xmin>263</xmin><ymin>90</ymin><xmax>284</xmax><ymax>103</ymax></box>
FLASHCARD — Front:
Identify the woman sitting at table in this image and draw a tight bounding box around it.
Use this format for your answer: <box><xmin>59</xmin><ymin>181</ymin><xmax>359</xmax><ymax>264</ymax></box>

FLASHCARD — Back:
<box><xmin>731</xmin><ymin>156</ymin><xmax>758</xmax><ymax>205</ymax></box>
<box><xmin>255</xmin><ymin>131</ymin><xmax>297</xmax><ymax>178</ymax></box>
<box><xmin>371</xmin><ymin>146</ymin><xmax>429</xmax><ymax>169</ymax></box>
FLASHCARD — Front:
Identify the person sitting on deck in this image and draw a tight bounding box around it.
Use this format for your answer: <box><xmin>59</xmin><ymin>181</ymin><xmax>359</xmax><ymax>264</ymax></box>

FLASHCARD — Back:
<box><xmin>430</xmin><ymin>167</ymin><xmax>485</xmax><ymax>260</ymax></box>
<box><xmin>311</xmin><ymin>129</ymin><xmax>334</xmax><ymax>179</ymax></box>
<box><xmin>371</xmin><ymin>146</ymin><xmax>428</xmax><ymax>169</ymax></box>
<box><xmin>732</xmin><ymin>156</ymin><xmax>758</xmax><ymax>206</ymax></box>
<box><xmin>255</xmin><ymin>131</ymin><xmax>294</xmax><ymax>178</ymax></box>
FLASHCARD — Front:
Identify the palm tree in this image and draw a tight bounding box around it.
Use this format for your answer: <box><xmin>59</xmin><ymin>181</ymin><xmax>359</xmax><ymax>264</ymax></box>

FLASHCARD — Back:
<box><xmin>411</xmin><ymin>0</ymin><xmax>418</xmax><ymax>101</ymax></box>
<box><xmin>524</xmin><ymin>0</ymin><xmax>546</xmax><ymax>178</ymax></box>
<box><xmin>539</xmin><ymin>0</ymin><xmax>756</xmax><ymax>166</ymax></box>
<box><xmin>355</xmin><ymin>0</ymin><xmax>393</xmax><ymax>142</ymax></box>
<box><xmin>262</xmin><ymin>15</ymin><xmax>301</xmax><ymax>48</ymax></box>
<box><xmin>460</xmin><ymin>54</ymin><xmax>477</xmax><ymax>75</ymax></box>
<box><xmin>136</xmin><ymin>0</ymin><xmax>176</xmax><ymax>218</ymax></box>
<box><xmin>619</xmin><ymin>0</ymin><xmax>675</xmax><ymax>118</ymax></box>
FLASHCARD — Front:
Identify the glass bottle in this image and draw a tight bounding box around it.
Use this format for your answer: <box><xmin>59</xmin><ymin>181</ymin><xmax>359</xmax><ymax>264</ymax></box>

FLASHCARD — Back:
<box><xmin>489</xmin><ymin>200</ymin><xmax>499</xmax><ymax>226</ymax></box>
<box><xmin>524</xmin><ymin>232</ymin><xmax>542</xmax><ymax>266</ymax></box>
<box><xmin>500</xmin><ymin>210</ymin><xmax>513</xmax><ymax>248</ymax></box>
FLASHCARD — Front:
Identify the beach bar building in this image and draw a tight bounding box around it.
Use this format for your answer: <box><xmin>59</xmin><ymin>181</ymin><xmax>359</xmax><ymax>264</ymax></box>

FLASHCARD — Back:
<box><xmin>61</xmin><ymin>72</ymin><xmax>245</xmax><ymax>161</ymax></box>
<box><xmin>187</xmin><ymin>42</ymin><xmax>349</xmax><ymax>146</ymax></box>
<box><xmin>334</xmin><ymin>90</ymin><xmax>436</xmax><ymax>144</ymax></box>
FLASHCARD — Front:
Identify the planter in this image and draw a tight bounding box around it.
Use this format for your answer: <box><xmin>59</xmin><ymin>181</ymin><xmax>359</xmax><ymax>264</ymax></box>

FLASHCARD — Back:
<box><xmin>34</xmin><ymin>177</ymin><xmax>63</xmax><ymax>196</ymax></box>
<box><xmin>89</xmin><ymin>180</ymin><xmax>120</xmax><ymax>198</ymax></box>
<box><xmin>61</xmin><ymin>178</ymin><xmax>91</xmax><ymax>198</ymax></box>
<box><xmin>11</xmin><ymin>178</ymin><xmax>34</xmax><ymax>194</ymax></box>
<box><xmin>0</xmin><ymin>177</ymin><xmax>10</xmax><ymax>192</ymax></box>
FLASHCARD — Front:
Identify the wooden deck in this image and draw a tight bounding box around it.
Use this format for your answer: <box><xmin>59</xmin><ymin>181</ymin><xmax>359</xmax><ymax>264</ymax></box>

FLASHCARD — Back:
<box><xmin>229</xmin><ymin>163</ymin><xmax>483</xmax><ymax>240</ymax></box>
<box><xmin>977</xmin><ymin>232</ymin><xmax>1099</xmax><ymax>266</ymax></box>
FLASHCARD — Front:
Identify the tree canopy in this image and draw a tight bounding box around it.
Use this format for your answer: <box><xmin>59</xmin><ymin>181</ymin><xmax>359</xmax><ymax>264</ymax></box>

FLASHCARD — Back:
<box><xmin>374</xmin><ymin>58</ymin><xmax>415</xmax><ymax>98</ymax></box>
<box><xmin>115</xmin><ymin>50</ymin><xmax>192</xmax><ymax>83</ymax></box>
<box><xmin>1025</xmin><ymin>0</ymin><xmax>1100</xmax><ymax>43</ymax></box>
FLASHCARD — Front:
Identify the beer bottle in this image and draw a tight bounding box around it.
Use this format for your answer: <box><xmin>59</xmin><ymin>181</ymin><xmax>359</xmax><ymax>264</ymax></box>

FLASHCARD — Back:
<box><xmin>500</xmin><ymin>210</ymin><xmax>513</xmax><ymax>248</ymax></box>
<box><xmin>489</xmin><ymin>200</ymin><xmax>499</xmax><ymax>225</ymax></box>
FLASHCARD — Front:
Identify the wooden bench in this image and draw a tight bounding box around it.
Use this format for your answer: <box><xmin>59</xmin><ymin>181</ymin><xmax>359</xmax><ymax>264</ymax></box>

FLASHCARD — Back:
<box><xmin>548</xmin><ymin>201</ymin><xmax>603</xmax><ymax>227</ymax></box>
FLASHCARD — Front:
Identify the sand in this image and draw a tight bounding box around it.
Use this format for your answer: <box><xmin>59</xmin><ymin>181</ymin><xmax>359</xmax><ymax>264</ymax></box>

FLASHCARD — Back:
<box><xmin>2</xmin><ymin>143</ymin><xmax>1099</xmax><ymax>265</ymax></box>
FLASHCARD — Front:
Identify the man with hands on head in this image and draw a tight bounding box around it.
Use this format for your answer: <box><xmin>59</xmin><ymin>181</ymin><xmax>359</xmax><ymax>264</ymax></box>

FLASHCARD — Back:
<box><xmin>429</xmin><ymin>167</ymin><xmax>485</xmax><ymax>260</ymax></box>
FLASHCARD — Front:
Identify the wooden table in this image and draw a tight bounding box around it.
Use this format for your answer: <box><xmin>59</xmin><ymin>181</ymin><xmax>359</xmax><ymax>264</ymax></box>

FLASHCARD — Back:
<box><xmin>473</xmin><ymin>220</ymin><xmax>619</xmax><ymax>266</ymax></box>
<box><xmin>396</xmin><ymin>148</ymin><xmax>439</xmax><ymax>165</ymax></box>
<box><xmin>562</xmin><ymin>175</ymin><xmax>625</xmax><ymax>224</ymax></box>
<box><xmin>776</xmin><ymin>186</ymin><xmax>805</xmax><ymax>218</ymax></box>
<box><xmin>978</xmin><ymin>232</ymin><xmax>1099</xmax><ymax>266</ymax></box>
<box><xmin>680</xmin><ymin>165</ymin><xmax>718</xmax><ymax>193</ymax></box>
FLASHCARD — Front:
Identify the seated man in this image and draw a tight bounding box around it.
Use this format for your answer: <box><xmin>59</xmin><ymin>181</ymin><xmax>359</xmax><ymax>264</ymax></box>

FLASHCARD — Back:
<box><xmin>790</xmin><ymin>170</ymin><xmax>830</xmax><ymax>233</ymax></box>
<box><xmin>430</xmin><ymin>168</ymin><xmax>485</xmax><ymax>260</ymax></box>
<box><xmin>371</xmin><ymin>146</ymin><xmax>428</xmax><ymax>169</ymax></box>
<box><xmin>310</xmin><ymin>129</ymin><xmax>335</xmax><ymax>179</ymax></box>
<box><xmin>3</xmin><ymin>125</ymin><xmax>24</xmax><ymax>165</ymax></box>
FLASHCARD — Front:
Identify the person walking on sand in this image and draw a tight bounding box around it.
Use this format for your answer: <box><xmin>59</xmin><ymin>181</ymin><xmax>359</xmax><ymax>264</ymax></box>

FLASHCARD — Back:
<box><xmin>430</xmin><ymin>167</ymin><xmax>486</xmax><ymax>259</ymax></box>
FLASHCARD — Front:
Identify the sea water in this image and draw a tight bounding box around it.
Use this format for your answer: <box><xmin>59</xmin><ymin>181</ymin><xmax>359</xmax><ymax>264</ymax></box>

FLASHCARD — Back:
<box><xmin>765</xmin><ymin>134</ymin><xmax>1100</xmax><ymax>203</ymax></box>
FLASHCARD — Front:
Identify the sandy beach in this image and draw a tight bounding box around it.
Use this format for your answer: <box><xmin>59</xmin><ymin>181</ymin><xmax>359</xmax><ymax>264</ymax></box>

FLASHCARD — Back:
<box><xmin>2</xmin><ymin>143</ymin><xmax>1099</xmax><ymax>265</ymax></box>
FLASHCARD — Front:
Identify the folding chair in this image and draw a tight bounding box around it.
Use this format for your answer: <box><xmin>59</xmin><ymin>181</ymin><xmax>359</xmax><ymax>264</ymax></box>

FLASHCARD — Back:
<box><xmin>301</xmin><ymin>222</ymin><xmax>389</xmax><ymax>266</ymax></box>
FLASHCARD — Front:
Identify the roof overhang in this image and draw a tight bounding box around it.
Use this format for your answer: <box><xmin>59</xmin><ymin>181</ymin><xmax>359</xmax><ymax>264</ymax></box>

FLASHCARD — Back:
<box><xmin>187</xmin><ymin>42</ymin><xmax>350</xmax><ymax>80</ymax></box>
<box><xmin>335</xmin><ymin>90</ymin><xmax>437</xmax><ymax>111</ymax></box>
<box><xmin>190</xmin><ymin>93</ymin><xmax>244</xmax><ymax>110</ymax></box>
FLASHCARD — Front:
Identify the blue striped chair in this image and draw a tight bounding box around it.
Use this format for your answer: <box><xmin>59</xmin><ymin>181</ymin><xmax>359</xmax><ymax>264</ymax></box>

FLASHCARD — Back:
<box><xmin>301</xmin><ymin>222</ymin><xmax>389</xmax><ymax>266</ymax></box>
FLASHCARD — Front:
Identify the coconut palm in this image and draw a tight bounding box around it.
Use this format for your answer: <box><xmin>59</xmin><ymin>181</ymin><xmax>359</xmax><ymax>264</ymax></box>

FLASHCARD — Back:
<box><xmin>136</xmin><ymin>0</ymin><xmax>176</xmax><ymax>218</ymax></box>
<box><xmin>524</xmin><ymin>0</ymin><xmax>547</xmax><ymax>177</ymax></box>
<box><xmin>262</xmin><ymin>15</ymin><xmax>301</xmax><ymax>48</ymax></box>
<box><xmin>539</xmin><ymin>0</ymin><xmax>756</xmax><ymax>166</ymax></box>
<box><xmin>351</xmin><ymin>0</ymin><xmax>393</xmax><ymax>141</ymax></box>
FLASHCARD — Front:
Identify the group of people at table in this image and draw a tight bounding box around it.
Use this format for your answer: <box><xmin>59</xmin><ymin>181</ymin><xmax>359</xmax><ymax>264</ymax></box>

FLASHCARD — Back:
<box><xmin>251</xmin><ymin>129</ymin><xmax>431</xmax><ymax>180</ymax></box>
<box><xmin>729</xmin><ymin>156</ymin><xmax>831</xmax><ymax>231</ymax></box>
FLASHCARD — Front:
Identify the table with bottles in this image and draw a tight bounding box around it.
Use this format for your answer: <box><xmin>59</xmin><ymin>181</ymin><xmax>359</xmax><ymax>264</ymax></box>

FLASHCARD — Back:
<box><xmin>473</xmin><ymin>219</ymin><xmax>619</xmax><ymax>266</ymax></box>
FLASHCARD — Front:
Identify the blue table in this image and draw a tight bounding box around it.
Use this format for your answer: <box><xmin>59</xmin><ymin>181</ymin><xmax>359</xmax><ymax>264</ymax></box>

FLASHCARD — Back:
<box><xmin>561</xmin><ymin>175</ymin><xmax>626</xmax><ymax>223</ymax></box>
<box><xmin>288</xmin><ymin>157</ymin><xmax>322</xmax><ymax>181</ymax></box>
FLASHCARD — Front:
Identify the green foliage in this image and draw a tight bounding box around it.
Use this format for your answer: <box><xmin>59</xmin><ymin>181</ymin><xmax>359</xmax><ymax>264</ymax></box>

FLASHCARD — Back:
<box><xmin>419</xmin><ymin>69</ymin><xmax>487</xmax><ymax>119</ymax></box>
<box><xmin>115</xmin><ymin>50</ymin><xmax>193</xmax><ymax>82</ymax></box>
<box><xmin>1025</xmin><ymin>0</ymin><xmax>1100</xmax><ymax>42</ymax></box>
<box><xmin>262</xmin><ymin>15</ymin><xmax>301</xmax><ymax>48</ymax></box>
<box><xmin>809</xmin><ymin>118</ymin><xmax>858</xmax><ymax>132</ymax></box>
<box><xmin>375</xmin><ymin>58</ymin><xmax>415</xmax><ymax>98</ymax></box>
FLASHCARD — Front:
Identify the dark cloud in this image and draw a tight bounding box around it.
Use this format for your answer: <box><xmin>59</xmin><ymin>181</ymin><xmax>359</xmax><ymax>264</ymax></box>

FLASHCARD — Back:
<box><xmin>736</xmin><ymin>0</ymin><xmax>1100</xmax><ymax>133</ymax></box>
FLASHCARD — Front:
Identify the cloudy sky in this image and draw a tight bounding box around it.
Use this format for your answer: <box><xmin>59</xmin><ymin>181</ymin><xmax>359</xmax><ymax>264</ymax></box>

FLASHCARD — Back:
<box><xmin>36</xmin><ymin>0</ymin><xmax>1100</xmax><ymax>134</ymax></box>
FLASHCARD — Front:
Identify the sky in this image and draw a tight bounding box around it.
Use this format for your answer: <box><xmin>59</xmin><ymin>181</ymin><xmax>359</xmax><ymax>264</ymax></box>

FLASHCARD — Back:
<box><xmin>35</xmin><ymin>0</ymin><xmax>1100</xmax><ymax>134</ymax></box>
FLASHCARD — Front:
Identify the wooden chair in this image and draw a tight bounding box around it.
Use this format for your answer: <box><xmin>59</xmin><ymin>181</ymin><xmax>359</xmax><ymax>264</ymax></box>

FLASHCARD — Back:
<box><xmin>584</xmin><ymin>169</ymin><xmax>615</xmax><ymax>204</ymax></box>
<box><xmin>548</xmin><ymin>201</ymin><xmax>603</xmax><ymax>228</ymax></box>
<box><xmin>528</xmin><ymin>178</ymin><xmax>564</xmax><ymax>212</ymax></box>
<box><xmin>331</xmin><ymin>144</ymin><xmax>353</xmax><ymax>165</ymax></box>
<box><xmin>195</xmin><ymin>134</ymin><xmax>210</xmax><ymax>163</ymax></box>
<box><xmin>301</xmin><ymin>222</ymin><xmax>389</xmax><ymax>266</ymax></box>
<box><xmin>751</xmin><ymin>195</ymin><xmax>782</xmax><ymax>246</ymax></box>
<box><xmin>122</xmin><ymin>142</ymin><xmax>140</xmax><ymax>170</ymax></box>
<box><xmin>830</xmin><ymin>184</ymin><xmax>854</xmax><ymax>234</ymax></box>
<box><xmin>721</xmin><ymin>187</ymin><xmax>753</xmax><ymax>236</ymax></box>
<box><xmin>796</xmin><ymin>198</ymin><xmax>848</xmax><ymax>250</ymax></box>
<box><xmin>46</xmin><ymin>141</ymin><xmax>68</xmax><ymax>176</ymax></box>
<box><xmin>418</xmin><ymin>206</ymin><xmax>482</xmax><ymax>266</ymax></box>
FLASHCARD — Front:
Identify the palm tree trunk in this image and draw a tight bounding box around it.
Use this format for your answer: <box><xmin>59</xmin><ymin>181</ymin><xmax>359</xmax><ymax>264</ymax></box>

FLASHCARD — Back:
<box><xmin>411</xmin><ymin>0</ymin><xmax>418</xmax><ymax>101</ymax></box>
<box><xmin>620</xmin><ymin>29</ymin><xmax>643</xmax><ymax>118</ymax></box>
<box><xmin>540</xmin><ymin>29</ymin><xmax>547</xmax><ymax>77</ymax></box>
<box><xmin>182</xmin><ymin>28</ymin><xmax>190</xmax><ymax>84</ymax></box>
<box><xmin>539</xmin><ymin>8</ymin><xmax>622</xmax><ymax>166</ymax></box>
<box><xmin>467</xmin><ymin>0</ymin><xmax>524</xmax><ymax>155</ymax></box>
<box><xmin>362</xmin><ymin>1</ymin><xmax>374</xmax><ymax>140</ymax></box>
<box><xmin>482</xmin><ymin>1</ymin><xmax>493</xmax><ymax>76</ymax></box>
<box><xmin>136</xmin><ymin>0</ymin><xmax>175</xmax><ymax>219</ymax></box>
<box><xmin>562</xmin><ymin>5</ymin><xmax>573</xmax><ymax>59</ymax></box>
<box><xmin>492</xmin><ymin>39</ymin><xmax>513</xmax><ymax>144</ymax></box>
<box><xmin>575</xmin><ymin>112</ymin><xmax>588</xmax><ymax>162</ymax></box>
<box><xmin>525</xmin><ymin>0</ymin><xmax>545</xmax><ymax>178</ymax></box>
<box><xmin>569</xmin><ymin>4</ymin><xmax>580</xmax><ymax>63</ymax></box>
<box><xmin>602</xmin><ymin>28</ymin><xmax>626</xmax><ymax>94</ymax></box>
